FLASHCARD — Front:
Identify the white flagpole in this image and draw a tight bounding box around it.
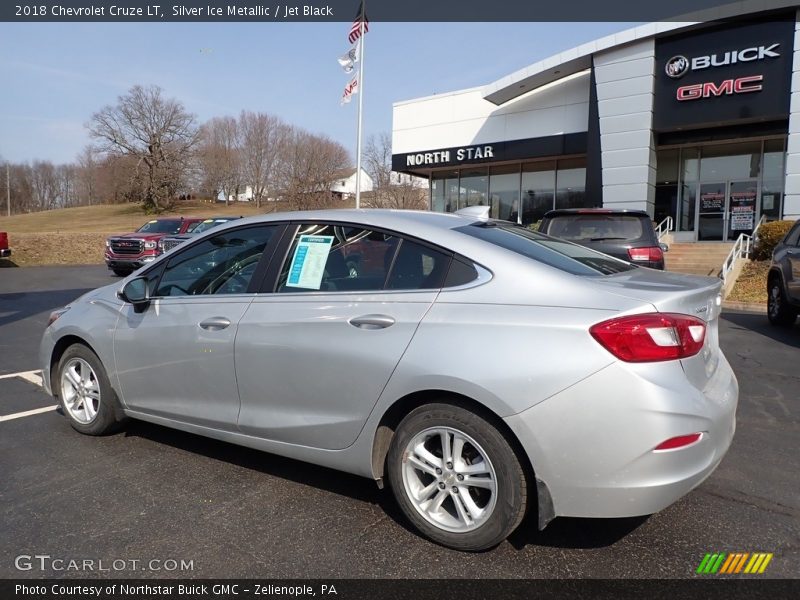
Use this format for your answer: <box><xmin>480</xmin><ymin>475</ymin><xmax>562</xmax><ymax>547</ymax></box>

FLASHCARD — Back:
<box><xmin>354</xmin><ymin>2</ymin><xmax>366</xmax><ymax>209</ymax></box>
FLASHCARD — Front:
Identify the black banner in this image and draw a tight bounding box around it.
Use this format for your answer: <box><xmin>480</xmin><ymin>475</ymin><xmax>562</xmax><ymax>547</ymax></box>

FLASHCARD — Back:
<box><xmin>391</xmin><ymin>133</ymin><xmax>587</xmax><ymax>172</ymax></box>
<box><xmin>4</xmin><ymin>579</ymin><xmax>800</xmax><ymax>600</ymax></box>
<box><xmin>653</xmin><ymin>17</ymin><xmax>795</xmax><ymax>131</ymax></box>
<box><xmin>1</xmin><ymin>0</ymin><xmax>797</xmax><ymax>22</ymax></box>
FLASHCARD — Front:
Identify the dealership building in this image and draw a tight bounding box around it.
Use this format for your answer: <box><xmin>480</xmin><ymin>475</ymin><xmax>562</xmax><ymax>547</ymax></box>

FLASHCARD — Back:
<box><xmin>391</xmin><ymin>5</ymin><xmax>800</xmax><ymax>242</ymax></box>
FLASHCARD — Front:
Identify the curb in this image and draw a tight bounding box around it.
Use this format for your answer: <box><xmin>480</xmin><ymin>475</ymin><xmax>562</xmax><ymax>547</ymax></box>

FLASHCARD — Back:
<box><xmin>722</xmin><ymin>301</ymin><xmax>767</xmax><ymax>314</ymax></box>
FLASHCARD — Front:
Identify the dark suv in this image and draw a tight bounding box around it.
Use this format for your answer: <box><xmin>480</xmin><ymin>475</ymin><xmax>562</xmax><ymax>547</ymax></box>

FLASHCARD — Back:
<box><xmin>539</xmin><ymin>209</ymin><xmax>666</xmax><ymax>270</ymax></box>
<box><xmin>767</xmin><ymin>219</ymin><xmax>800</xmax><ymax>327</ymax></box>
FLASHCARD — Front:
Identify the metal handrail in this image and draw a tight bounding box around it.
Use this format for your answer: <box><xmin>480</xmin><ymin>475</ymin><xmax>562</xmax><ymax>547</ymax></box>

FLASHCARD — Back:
<box><xmin>721</xmin><ymin>233</ymin><xmax>751</xmax><ymax>284</ymax></box>
<box><xmin>720</xmin><ymin>215</ymin><xmax>767</xmax><ymax>283</ymax></box>
<box><xmin>655</xmin><ymin>216</ymin><xmax>673</xmax><ymax>239</ymax></box>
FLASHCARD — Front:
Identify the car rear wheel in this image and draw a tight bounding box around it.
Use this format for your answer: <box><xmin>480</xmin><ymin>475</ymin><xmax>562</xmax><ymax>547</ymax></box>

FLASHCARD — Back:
<box><xmin>57</xmin><ymin>344</ymin><xmax>124</xmax><ymax>435</ymax></box>
<box><xmin>387</xmin><ymin>403</ymin><xmax>528</xmax><ymax>551</ymax></box>
<box><xmin>112</xmin><ymin>269</ymin><xmax>132</xmax><ymax>277</ymax></box>
<box><xmin>767</xmin><ymin>276</ymin><xmax>797</xmax><ymax>327</ymax></box>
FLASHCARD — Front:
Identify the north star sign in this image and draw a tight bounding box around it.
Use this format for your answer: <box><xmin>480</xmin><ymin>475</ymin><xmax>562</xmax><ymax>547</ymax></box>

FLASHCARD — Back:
<box><xmin>406</xmin><ymin>145</ymin><xmax>495</xmax><ymax>167</ymax></box>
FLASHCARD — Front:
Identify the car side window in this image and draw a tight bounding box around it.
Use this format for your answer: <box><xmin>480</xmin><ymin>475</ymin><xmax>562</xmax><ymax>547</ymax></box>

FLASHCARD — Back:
<box><xmin>276</xmin><ymin>224</ymin><xmax>398</xmax><ymax>292</ymax></box>
<box><xmin>385</xmin><ymin>240</ymin><xmax>451</xmax><ymax>290</ymax></box>
<box><xmin>785</xmin><ymin>222</ymin><xmax>800</xmax><ymax>247</ymax></box>
<box><xmin>154</xmin><ymin>226</ymin><xmax>276</xmax><ymax>297</ymax></box>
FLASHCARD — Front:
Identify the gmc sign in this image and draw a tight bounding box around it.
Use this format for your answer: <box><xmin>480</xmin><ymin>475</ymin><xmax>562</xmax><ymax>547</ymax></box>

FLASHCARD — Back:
<box><xmin>676</xmin><ymin>75</ymin><xmax>763</xmax><ymax>101</ymax></box>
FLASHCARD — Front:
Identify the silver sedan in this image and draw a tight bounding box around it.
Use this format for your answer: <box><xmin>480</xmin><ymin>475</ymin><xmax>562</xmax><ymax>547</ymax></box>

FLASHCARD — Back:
<box><xmin>40</xmin><ymin>208</ymin><xmax>737</xmax><ymax>551</ymax></box>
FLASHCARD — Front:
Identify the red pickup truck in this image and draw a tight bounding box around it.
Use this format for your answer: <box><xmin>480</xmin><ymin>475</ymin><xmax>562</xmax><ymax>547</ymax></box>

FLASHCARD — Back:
<box><xmin>105</xmin><ymin>217</ymin><xmax>204</xmax><ymax>276</ymax></box>
<box><xmin>0</xmin><ymin>232</ymin><xmax>10</xmax><ymax>259</ymax></box>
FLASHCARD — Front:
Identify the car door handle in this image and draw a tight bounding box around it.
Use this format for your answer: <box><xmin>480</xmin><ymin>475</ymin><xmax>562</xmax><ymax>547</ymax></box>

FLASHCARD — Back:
<box><xmin>199</xmin><ymin>317</ymin><xmax>232</xmax><ymax>331</ymax></box>
<box><xmin>349</xmin><ymin>314</ymin><xmax>395</xmax><ymax>330</ymax></box>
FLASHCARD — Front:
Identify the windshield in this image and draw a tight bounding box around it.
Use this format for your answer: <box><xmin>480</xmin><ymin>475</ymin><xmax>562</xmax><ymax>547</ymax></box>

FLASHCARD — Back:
<box><xmin>191</xmin><ymin>219</ymin><xmax>233</xmax><ymax>234</ymax></box>
<box><xmin>136</xmin><ymin>220</ymin><xmax>182</xmax><ymax>234</ymax></box>
<box><xmin>544</xmin><ymin>214</ymin><xmax>646</xmax><ymax>242</ymax></box>
<box><xmin>455</xmin><ymin>222</ymin><xmax>636</xmax><ymax>276</ymax></box>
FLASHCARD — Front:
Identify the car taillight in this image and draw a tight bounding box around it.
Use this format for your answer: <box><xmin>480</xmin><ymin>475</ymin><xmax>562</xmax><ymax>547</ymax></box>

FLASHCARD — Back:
<box><xmin>654</xmin><ymin>432</ymin><xmax>704</xmax><ymax>451</ymax></box>
<box><xmin>628</xmin><ymin>246</ymin><xmax>664</xmax><ymax>263</ymax></box>
<box><xmin>589</xmin><ymin>313</ymin><xmax>706</xmax><ymax>362</ymax></box>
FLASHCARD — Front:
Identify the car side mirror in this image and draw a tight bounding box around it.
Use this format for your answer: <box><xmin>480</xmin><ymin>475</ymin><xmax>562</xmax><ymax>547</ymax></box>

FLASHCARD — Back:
<box><xmin>118</xmin><ymin>277</ymin><xmax>150</xmax><ymax>311</ymax></box>
<box><xmin>660</xmin><ymin>243</ymin><xmax>669</xmax><ymax>253</ymax></box>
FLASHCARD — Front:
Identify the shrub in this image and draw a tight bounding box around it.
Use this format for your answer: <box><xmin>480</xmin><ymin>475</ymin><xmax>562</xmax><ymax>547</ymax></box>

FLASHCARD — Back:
<box><xmin>752</xmin><ymin>220</ymin><xmax>795</xmax><ymax>261</ymax></box>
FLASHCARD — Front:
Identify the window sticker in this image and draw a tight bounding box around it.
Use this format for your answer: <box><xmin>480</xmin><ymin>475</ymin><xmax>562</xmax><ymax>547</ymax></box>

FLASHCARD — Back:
<box><xmin>286</xmin><ymin>235</ymin><xmax>335</xmax><ymax>289</ymax></box>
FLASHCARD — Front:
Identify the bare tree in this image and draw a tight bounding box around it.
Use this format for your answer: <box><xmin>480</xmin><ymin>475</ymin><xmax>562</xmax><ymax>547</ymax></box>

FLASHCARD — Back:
<box><xmin>363</xmin><ymin>132</ymin><xmax>427</xmax><ymax>210</ymax></box>
<box><xmin>88</xmin><ymin>84</ymin><xmax>199</xmax><ymax>212</ymax></box>
<box><xmin>239</xmin><ymin>111</ymin><xmax>287</xmax><ymax>210</ymax></box>
<box><xmin>197</xmin><ymin>116</ymin><xmax>240</xmax><ymax>205</ymax></box>
<box><xmin>75</xmin><ymin>145</ymin><xmax>99</xmax><ymax>206</ymax></box>
<box><xmin>276</xmin><ymin>129</ymin><xmax>350</xmax><ymax>211</ymax></box>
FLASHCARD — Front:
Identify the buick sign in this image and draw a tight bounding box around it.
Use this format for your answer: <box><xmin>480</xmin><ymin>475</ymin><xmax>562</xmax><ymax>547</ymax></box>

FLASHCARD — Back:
<box><xmin>665</xmin><ymin>55</ymin><xmax>690</xmax><ymax>78</ymax></box>
<box><xmin>666</xmin><ymin>43</ymin><xmax>780</xmax><ymax>78</ymax></box>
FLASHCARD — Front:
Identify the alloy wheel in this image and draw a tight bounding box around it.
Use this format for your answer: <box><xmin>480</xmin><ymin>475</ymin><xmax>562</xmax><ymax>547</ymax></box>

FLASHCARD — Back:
<box><xmin>60</xmin><ymin>357</ymin><xmax>101</xmax><ymax>424</ymax></box>
<box><xmin>401</xmin><ymin>426</ymin><xmax>498</xmax><ymax>533</ymax></box>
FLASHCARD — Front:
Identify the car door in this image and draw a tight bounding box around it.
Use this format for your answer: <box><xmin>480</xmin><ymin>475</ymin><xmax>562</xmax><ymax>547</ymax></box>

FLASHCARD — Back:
<box><xmin>786</xmin><ymin>226</ymin><xmax>800</xmax><ymax>302</ymax></box>
<box><xmin>234</xmin><ymin>222</ymin><xmax>452</xmax><ymax>450</ymax></box>
<box><xmin>113</xmin><ymin>224</ymin><xmax>281</xmax><ymax>429</ymax></box>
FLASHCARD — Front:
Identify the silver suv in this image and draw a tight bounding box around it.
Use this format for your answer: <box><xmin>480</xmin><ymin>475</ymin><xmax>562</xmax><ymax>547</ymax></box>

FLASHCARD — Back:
<box><xmin>767</xmin><ymin>219</ymin><xmax>800</xmax><ymax>326</ymax></box>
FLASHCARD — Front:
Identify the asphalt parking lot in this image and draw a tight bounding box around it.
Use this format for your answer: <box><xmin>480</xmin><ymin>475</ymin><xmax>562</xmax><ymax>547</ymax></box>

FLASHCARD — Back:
<box><xmin>0</xmin><ymin>265</ymin><xmax>798</xmax><ymax>579</ymax></box>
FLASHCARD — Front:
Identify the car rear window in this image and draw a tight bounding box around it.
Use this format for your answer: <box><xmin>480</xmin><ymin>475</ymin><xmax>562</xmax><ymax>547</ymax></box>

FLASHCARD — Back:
<box><xmin>544</xmin><ymin>214</ymin><xmax>646</xmax><ymax>242</ymax></box>
<box><xmin>455</xmin><ymin>222</ymin><xmax>636</xmax><ymax>276</ymax></box>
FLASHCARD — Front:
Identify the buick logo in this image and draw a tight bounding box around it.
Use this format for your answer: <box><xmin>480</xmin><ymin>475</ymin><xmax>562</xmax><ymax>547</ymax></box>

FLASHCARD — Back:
<box><xmin>665</xmin><ymin>55</ymin><xmax>689</xmax><ymax>79</ymax></box>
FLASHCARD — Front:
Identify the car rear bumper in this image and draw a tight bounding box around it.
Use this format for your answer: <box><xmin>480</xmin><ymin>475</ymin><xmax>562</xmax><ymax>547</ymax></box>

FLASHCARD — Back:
<box><xmin>504</xmin><ymin>354</ymin><xmax>738</xmax><ymax>519</ymax></box>
<box><xmin>0</xmin><ymin>248</ymin><xmax>11</xmax><ymax>258</ymax></box>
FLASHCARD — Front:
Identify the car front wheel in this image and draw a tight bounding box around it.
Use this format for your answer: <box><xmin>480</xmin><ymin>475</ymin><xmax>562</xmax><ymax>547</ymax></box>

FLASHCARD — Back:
<box><xmin>387</xmin><ymin>403</ymin><xmax>528</xmax><ymax>551</ymax></box>
<box><xmin>767</xmin><ymin>276</ymin><xmax>797</xmax><ymax>327</ymax></box>
<box><xmin>57</xmin><ymin>344</ymin><xmax>124</xmax><ymax>435</ymax></box>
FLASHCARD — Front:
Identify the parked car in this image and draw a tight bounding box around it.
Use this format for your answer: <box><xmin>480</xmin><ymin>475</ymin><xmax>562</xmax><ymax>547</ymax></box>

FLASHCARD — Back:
<box><xmin>0</xmin><ymin>232</ymin><xmax>10</xmax><ymax>259</ymax></box>
<box><xmin>539</xmin><ymin>208</ymin><xmax>667</xmax><ymax>270</ymax></box>
<box><xmin>42</xmin><ymin>208</ymin><xmax>736</xmax><ymax>551</ymax></box>
<box><xmin>767</xmin><ymin>219</ymin><xmax>800</xmax><ymax>326</ymax></box>
<box><xmin>104</xmin><ymin>217</ymin><xmax>204</xmax><ymax>277</ymax></box>
<box><xmin>158</xmin><ymin>217</ymin><xmax>240</xmax><ymax>254</ymax></box>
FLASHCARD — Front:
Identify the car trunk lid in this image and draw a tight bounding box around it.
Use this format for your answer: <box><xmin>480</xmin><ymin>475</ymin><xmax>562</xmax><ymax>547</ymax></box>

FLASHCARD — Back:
<box><xmin>592</xmin><ymin>268</ymin><xmax>724</xmax><ymax>391</ymax></box>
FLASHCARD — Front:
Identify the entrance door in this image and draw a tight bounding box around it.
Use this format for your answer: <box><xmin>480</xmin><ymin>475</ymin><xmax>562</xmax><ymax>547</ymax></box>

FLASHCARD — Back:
<box><xmin>727</xmin><ymin>180</ymin><xmax>758</xmax><ymax>241</ymax></box>
<box><xmin>696</xmin><ymin>180</ymin><xmax>759</xmax><ymax>241</ymax></box>
<box><xmin>697</xmin><ymin>182</ymin><xmax>726</xmax><ymax>241</ymax></box>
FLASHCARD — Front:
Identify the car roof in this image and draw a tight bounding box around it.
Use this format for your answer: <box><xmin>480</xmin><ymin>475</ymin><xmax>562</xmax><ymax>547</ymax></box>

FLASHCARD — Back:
<box><xmin>543</xmin><ymin>208</ymin><xmax>652</xmax><ymax>218</ymax></box>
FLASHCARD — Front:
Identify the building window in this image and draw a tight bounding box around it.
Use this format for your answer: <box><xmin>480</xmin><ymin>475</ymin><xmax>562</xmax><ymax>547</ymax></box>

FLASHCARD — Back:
<box><xmin>762</xmin><ymin>138</ymin><xmax>786</xmax><ymax>221</ymax></box>
<box><xmin>428</xmin><ymin>157</ymin><xmax>588</xmax><ymax>224</ymax></box>
<box><xmin>521</xmin><ymin>161</ymin><xmax>556</xmax><ymax>226</ymax></box>
<box><xmin>655</xmin><ymin>148</ymin><xmax>679</xmax><ymax>226</ymax></box>
<box><xmin>555</xmin><ymin>157</ymin><xmax>587</xmax><ymax>210</ymax></box>
<box><xmin>488</xmin><ymin>164</ymin><xmax>521</xmax><ymax>223</ymax></box>
<box><xmin>459</xmin><ymin>168</ymin><xmax>489</xmax><ymax>209</ymax></box>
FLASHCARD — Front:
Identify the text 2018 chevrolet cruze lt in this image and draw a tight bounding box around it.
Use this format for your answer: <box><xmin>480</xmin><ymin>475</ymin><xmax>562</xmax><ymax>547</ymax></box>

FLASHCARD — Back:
<box><xmin>41</xmin><ymin>208</ymin><xmax>737</xmax><ymax>551</ymax></box>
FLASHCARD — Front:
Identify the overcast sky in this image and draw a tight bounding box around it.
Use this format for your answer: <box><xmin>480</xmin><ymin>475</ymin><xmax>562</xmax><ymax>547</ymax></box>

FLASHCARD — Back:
<box><xmin>0</xmin><ymin>22</ymin><xmax>633</xmax><ymax>165</ymax></box>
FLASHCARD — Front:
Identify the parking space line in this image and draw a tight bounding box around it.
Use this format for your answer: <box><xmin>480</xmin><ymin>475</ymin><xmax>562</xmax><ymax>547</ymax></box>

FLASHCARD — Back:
<box><xmin>0</xmin><ymin>405</ymin><xmax>58</xmax><ymax>422</ymax></box>
<box><xmin>0</xmin><ymin>370</ymin><xmax>43</xmax><ymax>384</ymax></box>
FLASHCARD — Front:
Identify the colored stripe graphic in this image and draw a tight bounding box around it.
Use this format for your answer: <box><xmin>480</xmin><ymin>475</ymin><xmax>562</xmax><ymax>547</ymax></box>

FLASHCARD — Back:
<box><xmin>699</xmin><ymin>552</ymin><xmax>773</xmax><ymax>574</ymax></box>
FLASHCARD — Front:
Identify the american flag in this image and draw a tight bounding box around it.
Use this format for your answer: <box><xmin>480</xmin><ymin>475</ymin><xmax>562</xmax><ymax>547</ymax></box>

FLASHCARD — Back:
<box><xmin>348</xmin><ymin>1</ymin><xmax>369</xmax><ymax>44</ymax></box>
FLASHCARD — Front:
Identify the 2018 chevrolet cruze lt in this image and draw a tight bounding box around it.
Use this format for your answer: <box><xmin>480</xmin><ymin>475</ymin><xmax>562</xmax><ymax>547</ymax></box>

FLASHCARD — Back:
<box><xmin>41</xmin><ymin>208</ymin><xmax>738</xmax><ymax>551</ymax></box>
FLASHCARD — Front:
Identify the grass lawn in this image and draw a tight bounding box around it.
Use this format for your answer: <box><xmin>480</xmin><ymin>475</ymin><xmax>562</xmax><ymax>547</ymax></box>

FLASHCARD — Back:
<box><xmin>727</xmin><ymin>260</ymin><xmax>769</xmax><ymax>304</ymax></box>
<box><xmin>0</xmin><ymin>199</ymin><xmax>354</xmax><ymax>266</ymax></box>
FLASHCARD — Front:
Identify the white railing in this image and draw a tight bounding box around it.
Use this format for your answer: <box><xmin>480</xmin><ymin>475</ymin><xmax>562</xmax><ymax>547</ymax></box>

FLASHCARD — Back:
<box><xmin>655</xmin><ymin>216</ymin><xmax>673</xmax><ymax>240</ymax></box>
<box><xmin>721</xmin><ymin>233</ymin><xmax>751</xmax><ymax>284</ymax></box>
<box><xmin>720</xmin><ymin>215</ymin><xmax>767</xmax><ymax>284</ymax></box>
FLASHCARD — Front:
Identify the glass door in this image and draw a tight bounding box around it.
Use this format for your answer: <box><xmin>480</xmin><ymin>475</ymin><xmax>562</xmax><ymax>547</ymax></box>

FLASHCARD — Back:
<box><xmin>727</xmin><ymin>180</ymin><xmax>758</xmax><ymax>241</ymax></box>
<box><xmin>697</xmin><ymin>182</ymin><xmax>726</xmax><ymax>241</ymax></box>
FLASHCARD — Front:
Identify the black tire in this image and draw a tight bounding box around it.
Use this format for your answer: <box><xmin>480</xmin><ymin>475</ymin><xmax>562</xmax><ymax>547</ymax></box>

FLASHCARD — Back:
<box><xmin>112</xmin><ymin>269</ymin><xmax>132</xmax><ymax>277</ymax></box>
<box><xmin>387</xmin><ymin>402</ymin><xmax>528</xmax><ymax>551</ymax></box>
<box><xmin>55</xmin><ymin>344</ymin><xmax>125</xmax><ymax>435</ymax></box>
<box><xmin>767</xmin><ymin>275</ymin><xmax>798</xmax><ymax>327</ymax></box>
